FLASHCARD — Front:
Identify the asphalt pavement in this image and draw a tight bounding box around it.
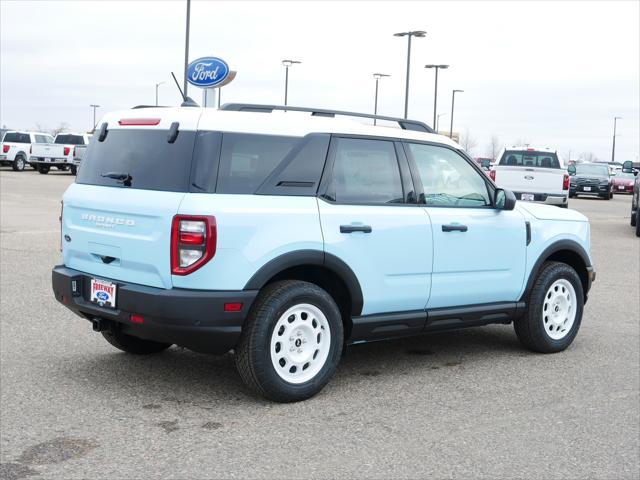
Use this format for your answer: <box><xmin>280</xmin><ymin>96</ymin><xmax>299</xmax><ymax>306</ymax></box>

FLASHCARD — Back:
<box><xmin>1</xmin><ymin>169</ymin><xmax>638</xmax><ymax>480</ymax></box>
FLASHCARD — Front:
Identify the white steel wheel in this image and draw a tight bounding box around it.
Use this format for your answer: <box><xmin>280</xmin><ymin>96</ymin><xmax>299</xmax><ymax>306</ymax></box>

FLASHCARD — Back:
<box><xmin>542</xmin><ymin>279</ymin><xmax>577</xmax><ymax>340</ymax></box>
<box><xmin>270</xmin><ymin>303</ymin><xmax>331</xmax><ymax>384</ymax></box>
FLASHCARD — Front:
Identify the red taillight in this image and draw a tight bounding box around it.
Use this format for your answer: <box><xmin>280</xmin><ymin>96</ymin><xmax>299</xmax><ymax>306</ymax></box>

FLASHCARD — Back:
<box><xmin>63</xmin><ymin>146</ymin><xmax>70</xmax><ymax>156</ymax></box>
<box><xmin>224</xmin><ymin>302</ymin><xmax>243</xmax><ymax>312</ymax></box>
<box><xmin>489</xmin><ymin>170</ymin><xmax>496</xmax><ymax>181</ymax></box>
<box><xmin>563</xmin><ymin>174</ymin><xmax>570</xmax><ymax>190</ymax></box>
<box><xmin>118</xmin><ymin>118</ymin><xmax>161</xmax><ymax>126</ymax></box>
<box><xmin>130</xmin><ymin>314</ymin><xmax>145</xmax><ymax>324</ymax></box>
<box><xmin>171</xmin><ymin>215</ymin><xmax>216</xmax><ymax>275</ymax></box>
<box><xmin>2</xmin><ymin>145</ymin><xmax>9</xmax><ymax>153</ymax></box>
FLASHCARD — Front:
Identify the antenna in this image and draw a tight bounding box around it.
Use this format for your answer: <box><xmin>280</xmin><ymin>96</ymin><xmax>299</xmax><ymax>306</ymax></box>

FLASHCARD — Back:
<box><xmin>171</xmin><ymin>72</ymin><xmax>186</xmax><ymax>101</ymax></box>
<box><xmin>171</xmin><ymin>71</ymin><xmax>200</xmax><ymax>107</ymax></box>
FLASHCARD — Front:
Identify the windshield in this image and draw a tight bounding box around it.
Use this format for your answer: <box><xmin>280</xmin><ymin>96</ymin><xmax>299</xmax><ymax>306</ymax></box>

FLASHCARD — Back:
<box><xmin>615</xmin><ymin>172</ymin><xmax>636</xmax><ymax>179</ymax></box>
<box><xmin>3</xmin><ymin>132</ymin><xmax>30</xmax><ymax>143</ymax></box>
<box><xmin>499</xmin><ymin>150</ymin><xmax>560</xmax><ymax>168</ymax></box>
<box><xmin>55</xmin><ymin>134</ymin><xmax>85</xmax><ymax>145</ymax></box>
<box><xmin>575</xmin><ymin>164</ymin><xmax>609</xmax><ymax>176</ymax></box>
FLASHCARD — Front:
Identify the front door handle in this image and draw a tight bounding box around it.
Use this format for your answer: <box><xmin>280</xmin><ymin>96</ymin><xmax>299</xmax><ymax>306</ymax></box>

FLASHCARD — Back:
<box><xmin>442</xmin><ymin>224</ymin><xmax>468</xmax><ymax>232</ymax></box>
<box><xmin>340</xmin><ymin>225</ymin><xmax>372</xmax><ymax>234</ymax></box>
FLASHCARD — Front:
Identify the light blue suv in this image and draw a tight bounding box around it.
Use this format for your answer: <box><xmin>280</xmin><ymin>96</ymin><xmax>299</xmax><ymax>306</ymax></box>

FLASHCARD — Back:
<box><xmin>52</xmin><ymin>104</ymin><xmax>595</xmax><ymax>402</ymax></box>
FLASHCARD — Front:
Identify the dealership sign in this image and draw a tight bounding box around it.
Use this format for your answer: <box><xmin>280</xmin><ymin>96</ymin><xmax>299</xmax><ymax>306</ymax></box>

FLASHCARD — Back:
<box><xmin>187</xmin><ymin>57</ymin><xmax>230</xmax><ymax>88</ymax></box>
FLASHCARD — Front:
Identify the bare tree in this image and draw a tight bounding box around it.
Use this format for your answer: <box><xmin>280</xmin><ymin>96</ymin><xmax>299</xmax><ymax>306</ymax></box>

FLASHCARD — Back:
<box><xmin>459</xmin><ymin>129</ymin><xmax>478</xmax><ymax>155</ymax></box>
<box><xmin>50</xmin><ymin>122</ymin><xmax>70</xmax><ymax>137</ymax></box>
<box><xmin>579</xmin><ymin>152</ymin><xmax>599</xmax><ymax>163</ymax></box>
<box><xmin>486</xmin><ymin>134</ymin><xmax>502</xmax><ymax>160</ymax></box>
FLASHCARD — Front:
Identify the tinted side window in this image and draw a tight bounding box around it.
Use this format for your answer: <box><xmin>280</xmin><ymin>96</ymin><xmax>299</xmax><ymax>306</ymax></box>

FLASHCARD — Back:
<box><xmin>325</xmin><ymin>137</ymin><xmax>404</xmax><ymax>204</ymax></box>
<box><xmin>406</xmin><ymin>143</ymin><xmax>491</xmax><ymax>207</ymax></box>
<box><xmin>55</xmin><ymin>135</ymin><xmax>85</xmax><ymax>145</ymax></box>
<box><xmin>216</xmin><ymin>134</ymin><xmax>298</xmax><ymax>194</ymax></box>
<box><xmin>35</xmin><ymin>135</ymin><xmax>49</xmax><ymax>143</ymax></box>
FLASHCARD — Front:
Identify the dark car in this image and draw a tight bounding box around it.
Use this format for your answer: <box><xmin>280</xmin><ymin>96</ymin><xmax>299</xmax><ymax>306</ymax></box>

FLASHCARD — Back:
<box><xmin>568</xmin><ymin>163</ymin><xmax>612</xmax><ymax>200</ymax></box>
<box><xmin>624</xmin><ymin>161</ymin><xmax>640</xmax><ymax>236</ymax></box>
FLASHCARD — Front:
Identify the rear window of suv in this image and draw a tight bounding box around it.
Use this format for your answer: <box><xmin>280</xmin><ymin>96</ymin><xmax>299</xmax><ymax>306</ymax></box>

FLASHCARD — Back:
<box><xmin>499</xmin><ymin>150</ymin><xmax>560</xmax><ymax>169</ymax></box>
<box><xmin>55</xmin><ymin>135</ymin><xmax>85</xmax><ymax>145</ymax></box>
<box><xmin>3</xmin><ymin>132</ymin><xmax>30</xmax><ymax>143</ymax></box>
<box><xmin>76</xmin><ymin>129</ymin><xmax>197</xmax><ymax>192</ymax></box>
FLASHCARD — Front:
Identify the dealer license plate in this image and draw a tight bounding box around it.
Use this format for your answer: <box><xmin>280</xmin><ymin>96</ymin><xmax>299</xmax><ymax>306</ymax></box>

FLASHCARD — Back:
<box><xmin>618</xmin><ymin>186</ymin><xmax>625</xmax><ymax>190</ymax></box>
<box><xmin>90</xmin><ymin>278</ymin><xmax>117</xmax><ymax>308</ymax></box>
<box><xmin>583</xmin><ymin>186</ymin><xmax>592</xmax><ymax>191</ymax></box>
<box><xmin>521</xmin><ymin>193</ymin><xmax>534</xmax><ymax>201</ymax></box>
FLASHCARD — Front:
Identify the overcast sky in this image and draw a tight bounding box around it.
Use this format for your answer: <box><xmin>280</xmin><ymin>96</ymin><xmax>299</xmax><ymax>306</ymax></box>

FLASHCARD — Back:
<box><xmin>1</xmin><ymin>0</ymin><xmax>638</xmax><ymax>161</ymax></box>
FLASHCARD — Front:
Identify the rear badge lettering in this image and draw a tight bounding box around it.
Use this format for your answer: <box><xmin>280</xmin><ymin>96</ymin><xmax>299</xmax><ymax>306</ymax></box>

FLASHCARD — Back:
<box><xmin>81</xmin><ymin>213</ymin><xmax>135</xmax><ymax>228</ymax></box>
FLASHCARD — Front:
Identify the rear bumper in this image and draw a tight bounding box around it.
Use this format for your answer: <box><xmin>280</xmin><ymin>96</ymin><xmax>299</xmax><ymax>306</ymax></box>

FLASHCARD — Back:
<box><xmin>570</xmin><ymin>185</ymin><xmax>610</xmax><ymax>196</ymax></box>
<box><xmin>52</xmin><ymin>265</ymin><xmax>257</xmax><ymax>353</ymax></box>
<box><xmin>513</xmin><ymin>191</ymin><xmax>568</xmax><ymax>206</ymax></box>
<box><xmin>30</xmin><ymin>156</ymin><xmax>71</xmax><ymax>165</ymax></box>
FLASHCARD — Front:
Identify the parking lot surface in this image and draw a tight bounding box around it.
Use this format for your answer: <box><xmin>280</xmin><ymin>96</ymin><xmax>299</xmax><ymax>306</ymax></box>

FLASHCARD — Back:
<box><xmin>1</xmin><ymin>169</ymin><xmax>638</xmax><ymax>480</ymax></box>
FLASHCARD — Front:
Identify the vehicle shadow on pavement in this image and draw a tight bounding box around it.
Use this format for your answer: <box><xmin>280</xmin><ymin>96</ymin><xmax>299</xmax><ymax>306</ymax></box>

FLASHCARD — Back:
<box><xmin>63</xmin><ymin>325</ymin><xmax>523</xmax><ymax>404</ymax></box>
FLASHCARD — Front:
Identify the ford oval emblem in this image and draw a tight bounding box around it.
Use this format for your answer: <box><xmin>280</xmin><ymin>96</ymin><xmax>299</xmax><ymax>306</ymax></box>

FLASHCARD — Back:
<box><xmin>187</xmin><ymin>57</ymin><xmax>229</xmax><ymax>88</ymax></box>
<box><xmin>96</xmin><ymin>291</ymin><xmax>109</xmax><ymax>302</ymax></box>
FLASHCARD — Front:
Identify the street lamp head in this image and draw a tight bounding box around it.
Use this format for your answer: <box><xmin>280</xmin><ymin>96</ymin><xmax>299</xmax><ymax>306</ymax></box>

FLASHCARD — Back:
<box><xmin>373</xmin><ymin>73</ymin><xmax>391</xmax><ymax>79</ymax></box>
<box><xmin>614</xmin><ymin>116</ymin><xmax>622</xmax><ymax>119</ymax></box>
<box><xmin>394</xmin><ymin>30</ymin><xmax>426</xmax><ymax>37</ymax></box>
<box><xmin>282</xmin><ymin>59</ymin><xmax>301</xmax><ymax>67</ymax></box>
<box><xmin>425</xmin><ymin>64</ymin><xmax>449</xmax><ymax>69</ymax></box>
<box><xmin>453</xmin><ymin>89</ymin><xmax>464</xmax><ymax>93</ymax></box>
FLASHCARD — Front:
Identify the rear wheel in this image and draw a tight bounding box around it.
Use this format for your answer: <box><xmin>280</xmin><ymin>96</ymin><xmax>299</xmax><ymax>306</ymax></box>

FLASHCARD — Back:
<box><xmin>514</xmin><ymin>261</ymin><xmax>584</xmax><ymax>353</ymax></box>
<box><xmin>102</xmin><ymin>328</ymin><xmax>171</xmax><ymax>354</ymax></box>
<box><xmin>37</xmin><ymin>165</ymin><xmax>50</xmax><ymax>174</ymax></box>
<box><xmin>12</xmin><ymin>155</ymin><xmax>26</xmax><ymax>171</ymax></box>
<box><xmin>636</xmin><ymin>209</ymin><xmax>640</xmax><ymax>237</ymax></box>
<box><xmin>70</xmin><ymin>165</ymin><xmax>77</xmax><ymax>175</ymax></box>
<box><xmin>631</xmin><ymin>208</ymin><xmax>637</xmax><ymax>227</ymax></box>
<box><xmin>235</xmin><ymin>280</ymin><xmax>343</xmax><ymax>402</ymax></box>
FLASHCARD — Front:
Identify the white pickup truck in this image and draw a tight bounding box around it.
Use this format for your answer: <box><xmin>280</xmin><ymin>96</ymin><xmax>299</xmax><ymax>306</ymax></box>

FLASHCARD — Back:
<box><xmin>1</xmin><ymin>131</ymin><xmax>54</xmax><ymax>171</ymax></box>
<box><xmin>490</xmin><ymin>146</ymin><xmax>570</xmax><ymax>208</ymax></box>
<box><xmin>29</xmin><ymin>132</ymin><xmax>91</xmax><ymax>175</ymax></box>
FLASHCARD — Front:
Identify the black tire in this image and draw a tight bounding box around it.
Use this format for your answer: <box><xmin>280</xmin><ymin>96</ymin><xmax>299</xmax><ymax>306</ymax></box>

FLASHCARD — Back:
<box><xmin>514</xmin><ymin>261</ymin><xmax>584</xmax><ymax>353</ymax></box>
<box><xmin>102</xmin><ymin>328</ymin><xmax>171</xmax><ymax>354</ymax></box>
<box><xmin>37</xmin><ymin>165</ymin><xmax>50</xmax><ymax>174</ymax></box>
<box><xmin>235</xmin><ymin>280</ymin><xmax>344</xmax><ymax>402</ymax></box>
<box><xmin>569</xmin><ymin>193</ymin><xmax>575</xmax><ymax>198</ymax></box>
<box><xmin>12</xmin><ymin>155</ymin><xmax>26</xmax><ymax>171</ymax></box>
<box><xmin>70</xmin><ymin>165</ymin><xmax>77</xmax><ymax>176</ymax></box>
<box><xmin>635</xmin><ymin>209</ymin><xmax>640</xmax><ymax>237</ymax></box>
<box><xmin>559</xmin><ymin>203</ymin><xmax>568</xmax><ymax>208</ymax></box>
<box><xmin>631</xmin><ymin>209</ymin><xmax>637</xmax><ymax>227</ymax></box>
<box><xmin>601</xmin><ymin>193</ymin><xmax>610</xmax><ymax>200</ymax></box>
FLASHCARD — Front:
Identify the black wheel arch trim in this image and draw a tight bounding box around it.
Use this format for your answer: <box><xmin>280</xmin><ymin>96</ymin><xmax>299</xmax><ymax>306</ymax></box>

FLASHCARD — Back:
<box><xmin>243</xmin><ymin>250</ymin><xmax>364</xmax><ymax>315</ymax></box>
<box><xmin>521</xmin><ymin>240</ymin><xmax>593</xmax><ymax>302</ymax></box>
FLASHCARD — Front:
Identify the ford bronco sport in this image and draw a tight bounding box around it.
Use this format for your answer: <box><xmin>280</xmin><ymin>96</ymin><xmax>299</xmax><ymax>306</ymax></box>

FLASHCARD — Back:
<box><xmin>52</xmin><ymin>104</ymin><xmax>595</xmax><ymax>402</ymax></box>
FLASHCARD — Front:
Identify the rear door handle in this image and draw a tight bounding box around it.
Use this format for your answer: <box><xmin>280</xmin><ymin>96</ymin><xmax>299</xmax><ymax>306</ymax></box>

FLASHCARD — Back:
<box><xmin>442</xmin><ymin>224</ymin><xmax>468</xmax><ymax>232</ymax></box>
<box><xmin>340</xmin><ymin>225</ymin><xmax>372</xmax><ymax>234</ymax></box>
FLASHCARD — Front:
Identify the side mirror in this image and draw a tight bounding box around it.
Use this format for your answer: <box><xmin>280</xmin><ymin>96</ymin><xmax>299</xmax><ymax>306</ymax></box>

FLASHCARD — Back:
<box><xmin>622</xmin><ymin>160</ymin><xmax>633</xmax><ymax>173</ymax></box>
<box><xmin>495</xmin><ymin>188</ymin><xmax>516</xmax><ymax>210</ymax></box>
<box><xmin>481</xmin><ymin>159</ymin><xmax>491</xmax><ymax>170</ymax></box>
<box><xmin>567</xmin><ymin>164</ymin><xmax>576</xmax><ymax>175</ymax></box>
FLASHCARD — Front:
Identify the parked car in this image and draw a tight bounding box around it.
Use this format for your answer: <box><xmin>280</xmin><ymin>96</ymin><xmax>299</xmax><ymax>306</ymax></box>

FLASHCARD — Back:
<box><xmin>491</xmin><ymin>146</ymin><xmax>569</xmax><ymax>207</ymax></box>
<box><xmin>611</xmin><ymin>171</ymin><xmax>636</xmax><ymax>194</ymax></box>
<box><xmin>52</xmin><ymin>104</ymin><xmax>595</xmax><ymax>402</ymax></box>
<box><xmin>0</xmin><ymin>128</ymin><xmax>11</xmax><ymax>142</ymax></box>
<box><xmin>71</xmin><ymin>144</ymin><xmax>88</xmax><ymax>175</ymax></box>
<box><xmin>623</xmin><ymin>161</ymin><xmax>640</xmax><ymax>236</ymax></box>
<box><xmin>568</xmin><ymin>162</ymin><xmax>613</xmax><ymax>200</ymax></box>
<box><xmin>29</xmin><ymin>132</ymin><xmax>91</xmax><ymax>175</ymax></box>
<box><xmin>0</xmin><ymin>131</ymin><xmax>54</xmax><ymax>171</ymax></box>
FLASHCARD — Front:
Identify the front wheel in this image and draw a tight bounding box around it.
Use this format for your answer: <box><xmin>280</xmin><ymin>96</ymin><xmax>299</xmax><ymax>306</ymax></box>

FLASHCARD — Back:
<box><xmin>235</xmin><ymin>280</ymin><xmax>344</xmax><ymax>402</ymax></box>
<box><xmin>514</xmin><ymin>261</ymin><xmax>584</xmax><ymax>353</ymax></box>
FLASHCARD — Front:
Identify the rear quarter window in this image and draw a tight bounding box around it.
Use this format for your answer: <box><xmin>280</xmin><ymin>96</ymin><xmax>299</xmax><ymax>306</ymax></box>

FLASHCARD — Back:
<box><xmin>75</xmin><ymin>129</ymin><xmax>197</xmax><ymax>192</ymax></box>
<box><xmin>55</xmin><ymin>135</ymin><xmax>85</xmax><ymax>145</ymax></box>
<box><xmin>3</xmin><ymin>132</ymin><xmax>30</xmax><ymax>143</ymax></box>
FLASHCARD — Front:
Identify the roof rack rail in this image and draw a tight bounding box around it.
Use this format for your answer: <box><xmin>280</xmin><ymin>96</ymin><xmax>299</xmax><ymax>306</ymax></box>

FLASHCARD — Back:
<box><xmin>132</xmin><ymin>105</ymin><xmax>169</xmax><ymax>109</ymax></box>
<box><xmin>220</xmin><ymin>103</ymin><xmax>434</xmax><ymax>133</ymax></box>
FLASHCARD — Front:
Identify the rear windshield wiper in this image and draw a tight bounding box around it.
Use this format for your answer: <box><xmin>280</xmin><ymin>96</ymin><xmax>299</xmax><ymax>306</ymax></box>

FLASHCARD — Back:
<box><xmin>101</xmin><ymin>171</ymin><xmax>132</xmax><ymax>187</ymax></box>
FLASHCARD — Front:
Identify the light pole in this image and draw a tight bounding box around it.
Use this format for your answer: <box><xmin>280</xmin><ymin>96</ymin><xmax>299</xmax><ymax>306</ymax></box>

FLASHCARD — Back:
<box><xmin>449</xmin><ymin>89</ymin><xmax>463</xmax><ymax>139</ymax></box>
<box><xmin>373</xmin><ymin>73</ymin><xmax>390</xmax><ymax>125</ymax></box>
<box><xmin>89</xmin><ymin>104</ymin><xmax>100</xmax><ymax>131</ymax></box>
<box><xmin>183</xmin><ymin>0</ymin><xmax>191</xmax><ymax>98</ymax></box>
<box><xmin>217</xmin><ymin>88</ymin><xmax>221</xmax><ymax>109</ymax></box>
<box><xmin>282</xmin><ymin>59</ymin><xmax>301</xmax><ymax>106</ymax></box>
<box><xmin>425</xmin><ymin>64</ymin><xmax>449</xmax><ymax>129</ymax></box>
<box><xmin>612</xmin><ymin>116</ymin><xmax>622</xmax><ymax>162</ymax></box>
<box><xmin>436</xmin><ymin>112</ymin><xmax>447</xmax><ymax>132</ymax></box>
<box><xmin>393</xmin><ymin>30</ymin><xmax>426</xmax><ymax>118</ymax></box>
<box><xmin>155</xmin><ymin>81</ymin><xmax>165</xmax><ymax>106</ymax></box>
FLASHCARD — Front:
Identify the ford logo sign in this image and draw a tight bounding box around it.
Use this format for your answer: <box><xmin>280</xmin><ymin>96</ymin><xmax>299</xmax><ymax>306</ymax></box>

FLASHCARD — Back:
<box><xmin>187</xmin><ymin>57</ymin><xmax>229</xmax><ymax>88</ymax></box>
<box><xmin>96</xmin><ymin>291</ymin><xmax>109</xmax><ymax>302</ymax></box>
